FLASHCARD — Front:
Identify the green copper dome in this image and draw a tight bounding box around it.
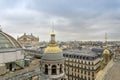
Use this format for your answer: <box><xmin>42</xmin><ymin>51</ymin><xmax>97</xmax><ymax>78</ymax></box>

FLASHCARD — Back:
<box><xmin>0</xmin><ymin>31</ymin><xmax>22</xmax><ymax>48</ymax></box>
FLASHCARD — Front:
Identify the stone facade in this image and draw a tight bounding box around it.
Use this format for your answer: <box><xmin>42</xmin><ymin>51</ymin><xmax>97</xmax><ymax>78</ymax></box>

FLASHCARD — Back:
<box><xmin>63</xmin><ymin>49</ymin><xmax>102</xmax><ymax>80</ymax></box>
<box><xmin>17</xmin><ymin>33</ymin><xmax>39</xmax><ymax>48</ymax></box>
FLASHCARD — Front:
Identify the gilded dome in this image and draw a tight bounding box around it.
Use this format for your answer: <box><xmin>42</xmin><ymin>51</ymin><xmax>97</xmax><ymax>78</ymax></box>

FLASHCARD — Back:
<box><xmin>45</xmin><ymin>46</ymin><xmax>62</xmax><ymax>54</ymax></box>
<box><xmin>44</xmin><ymin>30</ymin><xmax>62</xmax><ymax>54</ymax></box>
<box><xmin>43</xmin><ymin>30</ymin><xmax>63</xmax><ymax>60</ymax></box>
<box><xmin>0</xmin><ymin>31</ymin><xmax>22</xmax><ymax>49</ymax></box>
<box><xmin>103</xmin><ymin>49</ymin><xmax>110</xmax><ymax>55</ymax></box>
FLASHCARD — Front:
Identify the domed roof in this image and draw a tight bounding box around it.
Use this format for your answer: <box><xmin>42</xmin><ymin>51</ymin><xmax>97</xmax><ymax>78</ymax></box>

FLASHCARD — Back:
<box><xmin>43</xmin><ymin>43</ymin><xmax>63</xmax><ymax>60</ymax></box>
<box><xmin>0</xmin><ymin>31</ymin><xmax>22</xmax><ymax>49</ymax></box>
<box><xmin>45</xmin><ymin>46</ymin><xmax>62</xmax><ymax>54</ymax></box>
<box><xmin>103</xmin><ymin>49</ymin><xmax>110</xmax><ymax>55</ymax></box>
<box><xmin>44</xmin><ymin>31</ymin><xmax>62</xmax><ymax>54</ymax></box>
<box><xmin>42</xmin><ymin>30</ymin><xmax>63</xmax><ymax>61</ymax></box>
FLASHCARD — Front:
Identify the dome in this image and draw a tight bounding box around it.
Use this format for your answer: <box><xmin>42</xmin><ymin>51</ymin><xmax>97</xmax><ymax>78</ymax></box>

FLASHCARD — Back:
<box><xmin>45</xmin><ymin>46</ymin><xmax>62</xmax><ymax>54</ymax></box>
<box><xmin>43</xmin><ymin>44</ymin><xmax>63</xmax><ymax>60</ymax></box>
<box><xmin>42</xmin><ymin>30</ymin><xmax>63</xmax><ymax>60</ymax></box>
<box><xmin>103</xmin><ymin>49</ymin><xmax>110</xmax><ymax>55</ymax></box>
<box><xmin>0</xmin><ymin>31</ymin><xmax>22</xmax><ymax>49</ymax></box>
<box><xmin>44</xmin><ymin>30</ymin><xmax>62</xmax><ymax>54</ymax></box>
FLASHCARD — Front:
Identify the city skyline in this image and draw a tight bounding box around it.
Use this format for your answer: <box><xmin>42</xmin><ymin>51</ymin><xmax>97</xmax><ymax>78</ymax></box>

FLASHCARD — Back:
<box><xmin>1</xmin><ymin>0</ymin><xmax>120</xmax><ymax>41</ymax></box>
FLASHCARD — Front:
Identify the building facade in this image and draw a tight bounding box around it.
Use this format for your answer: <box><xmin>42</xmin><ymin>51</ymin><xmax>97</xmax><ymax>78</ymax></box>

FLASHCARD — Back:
<box><xmin>17</xmin><ymin>33</ymin><xmax>39</xmax><ymax>48</ymax></box>
<box><xmin>63</xmin><ymin>49</ymin><xmax>102</xmax><ymax>80</ymax></box>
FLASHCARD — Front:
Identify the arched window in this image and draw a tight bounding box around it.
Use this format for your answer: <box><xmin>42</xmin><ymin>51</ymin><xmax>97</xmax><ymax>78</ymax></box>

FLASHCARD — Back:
<box><xmin>52</xmin><ymin>65</ymin><xmax>57</xmax><ymax>75</ymax></box>
<box><xmin>60</xmin><ymin>64</ymin><xmax>63</xmax><ymax>73</ymax></box>
<box><xmin>45</xmin><ymin>64</ymin><xmax>48</xmax><ymax>74</ymax></box>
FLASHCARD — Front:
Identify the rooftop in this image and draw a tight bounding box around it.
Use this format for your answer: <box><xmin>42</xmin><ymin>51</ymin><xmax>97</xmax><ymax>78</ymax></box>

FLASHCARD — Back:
<box><xmin>63</xmin><ymin>48</ymin><xmax>102</xmax><ymax>60</ymax></box>
<box><xmin>64</xmin><ymin>48</ymin><xmax>101</xmax><ymax>56</ymax></box>
<box><xmin>18</xmin><ymin>33</ymin><xmax>39</xmax><ymax>40</ymax></box>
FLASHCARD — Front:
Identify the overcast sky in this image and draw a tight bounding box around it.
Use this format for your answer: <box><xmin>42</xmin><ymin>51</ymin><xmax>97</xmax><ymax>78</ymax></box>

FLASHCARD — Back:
<box><xmin>1</xmin><ymin>0</ymin><xmax>120</xmax><ymax>41</ymax></box>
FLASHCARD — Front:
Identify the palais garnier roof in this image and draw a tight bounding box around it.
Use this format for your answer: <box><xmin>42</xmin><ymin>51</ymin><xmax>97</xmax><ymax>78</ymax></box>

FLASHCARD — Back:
<box><xmin>0</xmin><ymin>30</ymin><xmax>22</xmax><ymax>49</ymax></box>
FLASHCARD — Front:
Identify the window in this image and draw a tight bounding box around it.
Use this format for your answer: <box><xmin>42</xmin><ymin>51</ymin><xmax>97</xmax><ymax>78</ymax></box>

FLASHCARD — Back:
<box><xmin>81</xmin><ymin>61</ymin><xmax>83</xmax><ymax>64</ymax></box>
<box><xmin>52</xmin><ymin>65</ymin><xmax>57</xmax><ymax>75</ymax></box>
<box><xmin>80</xmin><ymin>56</ymin><xmax>82</xmax><ymax>59</ymax></box>
<box><xmin>45</xmin><ymin>64</ymin><xmax>48</xmax><ymax>74</ymax></box>
<box><xmin>84</xmin><ymin>71</ymin><xmax>86</xmax><ymax>74</ymax></box>
<box><xmin>83</xmin><ymin>56</ymin><xmax>85</xmax><ymax>60</ymax></box>
<box><xmin>85</xmin><ymin>76</ymin><xmax>86</xmax><ymax>80</ymax></box>
<box><xmin>89</xmin><ymin>62</ymin><xmax>90</xmax><ymax>65</ymax></box>
<box><xmin>88</xmin><ymin>71</ymin><xmax>90</xmax><ymax>75</ymax></box>
<box><xmin>74</xmin><ymin>55</ymin><xmax>76</xmax><ymax>58</ymax></box>
<box><xmin>60</xmin><ymin>64</ymin><xmax>63</xmax><ymax>73</ymax></box>
<box><xmin>92</xmin><ymin>72</ymin><xmax>94</xmax><ymax>77</ymax></box>
<box><xmin>88</xmin><ymin>77</ymin><xmax>90</xmax><ymax>80</ymax></box>
<box><xmin>77</xmin><ymin>56</ymin><xmax>79</xmax><ymax>59</ymax></box>
<box><xmin>92</xmin><ymin>62</ymin><xmax>94</xmax><ymax>65</ymax></box>
<box><xmin>81</xmin><ymin>70</ymin><xmax>83</xmax><ymax>73</ymax></box>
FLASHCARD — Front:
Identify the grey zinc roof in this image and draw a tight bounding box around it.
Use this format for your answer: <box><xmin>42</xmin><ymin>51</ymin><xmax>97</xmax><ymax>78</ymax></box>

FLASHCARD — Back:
<box><xmin>63</xmin><ymin>49</ymin><xmax>100</xmax><ymax>57</ymax></box>
<box><xmin>63</xmin><ymin>48</ymin><xmax>103</xmax><ymax>60</ymax></box>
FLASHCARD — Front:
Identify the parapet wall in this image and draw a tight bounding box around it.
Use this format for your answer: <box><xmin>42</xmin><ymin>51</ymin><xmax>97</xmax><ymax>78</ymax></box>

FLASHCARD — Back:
<box><xmin>95</xmin><ymin>59</ymin><xmax>114</xmax><ymax>80</ymax></box>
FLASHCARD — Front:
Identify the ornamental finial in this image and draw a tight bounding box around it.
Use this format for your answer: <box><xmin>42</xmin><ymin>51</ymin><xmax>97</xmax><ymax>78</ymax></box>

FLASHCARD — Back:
<box><xmin>105</xmin><ymin>32</ymin><xmax>108</xmax><ymax>47</ymax></box>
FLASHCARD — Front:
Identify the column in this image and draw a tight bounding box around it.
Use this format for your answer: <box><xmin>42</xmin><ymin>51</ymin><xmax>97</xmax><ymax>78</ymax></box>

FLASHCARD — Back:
<box><xmin>57</xmin><ymin>65</ymin><xmax>60</xmax><ymax>75</ymax></box>
<box><xmin>48</xmin><ymin>65</ymin><xmax>51</xmax><ymax>75</ymax></box>
<box><xmin>62</xmin><ymin>65</ymin><xmax>64</xmax><ymax>73</ymax></box>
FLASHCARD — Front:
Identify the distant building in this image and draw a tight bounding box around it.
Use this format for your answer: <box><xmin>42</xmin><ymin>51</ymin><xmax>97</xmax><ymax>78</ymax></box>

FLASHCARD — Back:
<box><xmin>0</xmin><ymin>30</ymin><xmax>24</xmax><ymax>75</ymax></box>
<box><xmin>114</xmin><ymin>46</ymin><xmax>120</xmax><ymax>61</ymax></box>
<box><xmin>17</xmin><ymin>33</ymin><xmax>39</xmax><ymax>48</ymax></box>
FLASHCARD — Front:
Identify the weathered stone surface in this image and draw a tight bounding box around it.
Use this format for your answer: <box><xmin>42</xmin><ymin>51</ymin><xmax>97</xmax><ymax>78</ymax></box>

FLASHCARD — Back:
<box><xmin>104</xmin><ymin>62</ymin><xmax>120</xmax><ymax>80</ymax></box>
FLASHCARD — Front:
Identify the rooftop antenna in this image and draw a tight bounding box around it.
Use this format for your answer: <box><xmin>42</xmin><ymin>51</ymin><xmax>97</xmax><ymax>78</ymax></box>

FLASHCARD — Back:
<box><xmin>105</xmin><ymin>32</ymin><xmax>108</xmax><ymax>47</ymax></box>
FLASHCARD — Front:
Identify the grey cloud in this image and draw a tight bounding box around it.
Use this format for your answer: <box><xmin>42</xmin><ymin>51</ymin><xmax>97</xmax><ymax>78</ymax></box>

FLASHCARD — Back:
<box><xmin>0</xmin><ymin>0</ymin><xmax>120</xmax><ymax>41</ymax></box>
